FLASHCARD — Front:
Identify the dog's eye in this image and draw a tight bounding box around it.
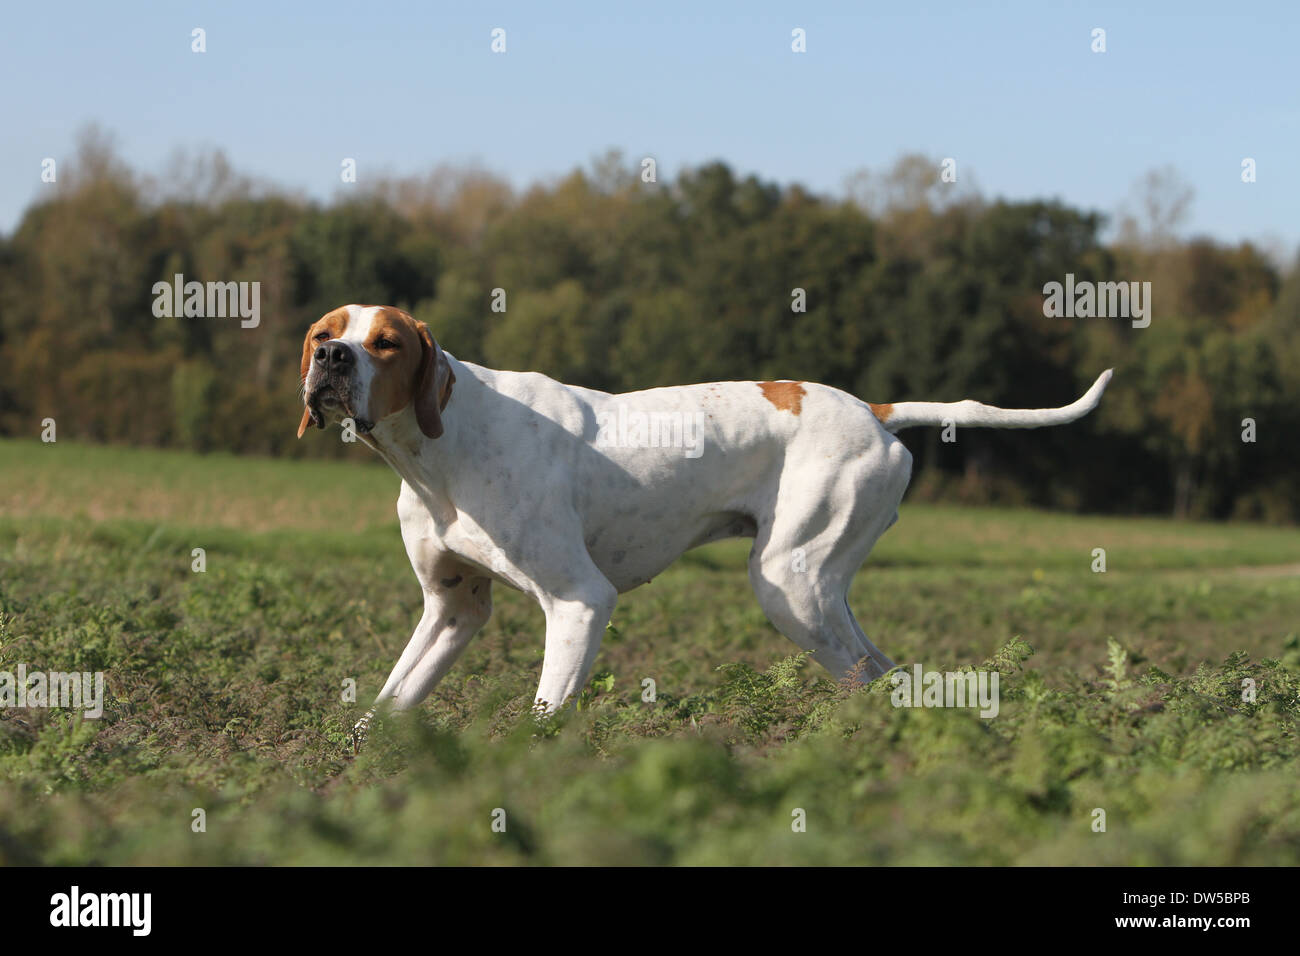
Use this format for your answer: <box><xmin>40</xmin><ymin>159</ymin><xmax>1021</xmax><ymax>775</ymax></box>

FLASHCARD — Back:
<box><xmin>375</xmin><ymin>337</ymin><xmax>399</xmax><ymax>351</ymax></box>
<box><xmin>313</xmin><ymin>332</ymin><xmax>330</xmax><ymax>342</ymax></box>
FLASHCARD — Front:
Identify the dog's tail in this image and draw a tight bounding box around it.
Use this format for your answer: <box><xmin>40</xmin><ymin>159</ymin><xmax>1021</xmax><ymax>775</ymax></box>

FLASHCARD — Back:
<box><xmin>869</xmin><ymin>369</ymin><xmax>1113</xmax><ymax>433</ymax></box>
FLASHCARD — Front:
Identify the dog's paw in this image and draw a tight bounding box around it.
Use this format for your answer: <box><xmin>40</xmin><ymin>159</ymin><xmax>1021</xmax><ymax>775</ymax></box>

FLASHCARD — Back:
<box><xmin>350</xmin><ymin>709</ymin><xmax>376</xmax><ymax>754</ymax></box>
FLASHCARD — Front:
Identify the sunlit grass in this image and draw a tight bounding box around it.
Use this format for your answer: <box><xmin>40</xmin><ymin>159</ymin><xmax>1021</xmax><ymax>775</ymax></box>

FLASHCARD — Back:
<box><xmin>0</xmin><ymin>439</ymin><xmax>1297</xmax><ymax>864</ymax></box>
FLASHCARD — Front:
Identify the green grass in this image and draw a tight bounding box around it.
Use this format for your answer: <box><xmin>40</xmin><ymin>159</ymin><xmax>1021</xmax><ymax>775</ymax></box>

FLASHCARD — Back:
<box><xmin>1</xmin><ymin>438</ymin><xmax>1298</xmax><ymax>864</ymax></box>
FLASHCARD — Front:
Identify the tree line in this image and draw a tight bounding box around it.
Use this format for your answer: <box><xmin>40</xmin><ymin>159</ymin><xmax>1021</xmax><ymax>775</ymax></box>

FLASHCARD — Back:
<box><xmin>1</xmin><ymin>132</ymin><xmax>1297</xmax><ymax>522</ymax></box>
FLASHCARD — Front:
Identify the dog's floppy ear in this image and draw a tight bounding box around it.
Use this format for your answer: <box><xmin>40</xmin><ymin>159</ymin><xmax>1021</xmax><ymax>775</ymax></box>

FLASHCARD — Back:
<box><xmin>413</xmin><ymin>322</ymin><xmax>455</xmax><ymax>439</ymax></box>
<box><xmin>297</xmin><ymin>325</ymin><xmax>323</xmax><ymax>438</ymax></box>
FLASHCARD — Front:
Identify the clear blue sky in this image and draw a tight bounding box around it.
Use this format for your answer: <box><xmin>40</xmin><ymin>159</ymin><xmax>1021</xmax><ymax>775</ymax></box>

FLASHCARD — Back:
<box><xmin>3</xmin><ymin>1</ymin><xmax>1297</xmax><ymax>251</ymax></box>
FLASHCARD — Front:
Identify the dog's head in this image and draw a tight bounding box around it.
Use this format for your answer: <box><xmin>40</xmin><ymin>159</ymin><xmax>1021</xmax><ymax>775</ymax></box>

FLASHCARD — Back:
<box><xmin>297</xmin><ymin>305</ymin><xmax>455</xmax><ymax>439</ymax></box>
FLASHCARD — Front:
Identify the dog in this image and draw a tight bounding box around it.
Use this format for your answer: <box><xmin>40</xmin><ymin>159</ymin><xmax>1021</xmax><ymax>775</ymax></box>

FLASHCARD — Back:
<box><xmin>296</xmin><ymin>304</ymin><xmax>1111</xmax><ymax>744</ymax></box>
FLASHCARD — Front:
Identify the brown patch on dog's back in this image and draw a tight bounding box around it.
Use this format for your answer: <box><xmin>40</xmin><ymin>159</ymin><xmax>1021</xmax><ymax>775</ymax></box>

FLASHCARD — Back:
<box><xmin>869</xmin><ymin>402</ymin><xmax>894</xmax><ymax>423</ymax></box>
<box><xmin>758</xmin><ymin>381</ymin><xmax>806</xmax><ymax>415</ymax></box>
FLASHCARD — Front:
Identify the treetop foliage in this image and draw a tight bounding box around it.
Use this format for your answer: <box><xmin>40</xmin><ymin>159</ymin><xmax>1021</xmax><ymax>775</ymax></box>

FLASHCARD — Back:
<box><xmin>1</xmin><ymin>134</ymin><xmax>1295</xmax><ymax>521</ymax></box>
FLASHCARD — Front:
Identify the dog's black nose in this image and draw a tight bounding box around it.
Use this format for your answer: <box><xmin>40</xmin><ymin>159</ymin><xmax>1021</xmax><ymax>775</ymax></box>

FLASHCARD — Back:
<box><xmin>316</xmin><ymin>342</ymin><xmax>354</xmax><ymax>367</ymax></box>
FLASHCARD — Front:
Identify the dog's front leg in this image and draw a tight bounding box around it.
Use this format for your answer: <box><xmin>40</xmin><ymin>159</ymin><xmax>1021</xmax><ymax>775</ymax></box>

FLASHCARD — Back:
<box><xmin>352</xmin><ymin>581</ymin><xmax>491</xmax><ymax>749</ymax></box>
<box><xmin>533</xmin><ymin>580</ymin><xmax>618</xmax><ymax>715</ymax></box>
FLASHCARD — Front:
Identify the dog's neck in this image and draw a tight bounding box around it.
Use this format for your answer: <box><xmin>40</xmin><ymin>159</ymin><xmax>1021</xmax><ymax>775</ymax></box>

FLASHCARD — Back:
<box><xmin>363</xmin><ymin>356</ymin><xmax>476</xmax><ymax>523</ymax></box>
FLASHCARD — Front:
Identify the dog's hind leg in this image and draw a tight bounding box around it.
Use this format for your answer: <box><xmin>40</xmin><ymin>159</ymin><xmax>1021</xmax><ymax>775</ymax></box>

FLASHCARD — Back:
<box><xmin>746</xmin><ymin>434</ymin><xmax>910</xmax><ymax>682</ymax></box>
<box><xmin>836</xmin><ymin>597</ymin><xmax>894</xmax><ymax>681</ymax></box>
<box><xmin>744</xmin><ymin>498</ymin><xmax>874</xmax><ymax>679</ymax></box>
<box><xmin>747</xmin><ymin>524</ymin><xmax>895</xmax><ymax>682</ymax></box>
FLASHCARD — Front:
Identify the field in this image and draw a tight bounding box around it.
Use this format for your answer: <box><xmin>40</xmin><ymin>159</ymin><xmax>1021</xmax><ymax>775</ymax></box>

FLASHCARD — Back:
<box><xmin>1</xmin><ymin>437</ymin><xmax>1298</xmax><ymax>865</ymax></box>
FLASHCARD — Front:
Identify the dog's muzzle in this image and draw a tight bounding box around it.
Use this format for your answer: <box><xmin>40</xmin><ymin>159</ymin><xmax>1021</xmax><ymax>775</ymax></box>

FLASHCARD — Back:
<box><xmin>305</xmin><ymin>342</ymin><xmax>371</xmax><ymax>432</ymax></box>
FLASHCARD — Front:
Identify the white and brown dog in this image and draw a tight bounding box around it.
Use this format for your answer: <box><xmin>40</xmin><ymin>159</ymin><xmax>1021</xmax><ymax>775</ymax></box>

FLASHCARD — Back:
<box><xmin>298</xmin><ymin>304</ymin><xmax>1111</xmax><ymax>743</ymax></box>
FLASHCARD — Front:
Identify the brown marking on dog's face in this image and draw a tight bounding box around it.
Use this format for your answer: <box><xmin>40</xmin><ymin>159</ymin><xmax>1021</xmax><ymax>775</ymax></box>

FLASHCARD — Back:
<box><xmin>869</xmin><ymin>402</ymin><xmax>894</xmax><ymax>423</ymax></box>
<box><xmin>757</xmin><ymin>381</ymin><xmax>806</xmax><ymax>415</ymax></box>
<box><xmin>361</xmin><ymin>307</ymin><xmax>431</xmax><ymax>425</ymax></box>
